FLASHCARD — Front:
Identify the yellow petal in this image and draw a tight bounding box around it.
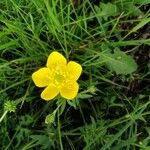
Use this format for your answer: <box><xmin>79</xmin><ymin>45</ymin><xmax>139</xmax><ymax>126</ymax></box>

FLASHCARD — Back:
<box><xmin>41</xmin><ymin>84</ymin><xmax>59</xmax><ymax>100</ymax></box>
<box><xmin>32</xmin><ymin>68</ymin><xmax>51</xmax><ymax>87</ymax></box>
<box><xmin>46</xmin><ymin>51</ymin><xmax>67</xmax><ymax>68</ymax></box>
<box><xmin>67</xmin><ymin>61</ymin><xmax>82</xmax><ymax>80</ymax></box>
<box><xmin>60</xmin><ymin>82</ymin><xmax>79</xmax><ymax>100</ymax></box>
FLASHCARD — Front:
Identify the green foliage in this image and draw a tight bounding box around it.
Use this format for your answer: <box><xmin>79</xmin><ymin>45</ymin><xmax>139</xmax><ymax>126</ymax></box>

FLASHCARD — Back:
<box><xmin>94</xmin><ymin>2</ymin><xmax>119</xmax><ymax>20</ymax></box>
<box><xmin>45</xmin><ymin>112</ymin><xmax>56</xmax><ymax>125</ymax></box>
<box><xmin>134</xmin><ymin>0</ymin><xmax>150</xmax><ymax>5</ymax></box>
<box><xmin>102</xmin><ymin>48</ymin><xmax>137</xmax><ymax>74</ymax></box>
<box><xmin>4</xmin><ymin>101</ymin><xmax>17</xmax><ymax>112</ymax></box>
<box><xmin>0</xmin><ymin>0</ymin><xmax>150</xmax><ymax>149</ymax></box>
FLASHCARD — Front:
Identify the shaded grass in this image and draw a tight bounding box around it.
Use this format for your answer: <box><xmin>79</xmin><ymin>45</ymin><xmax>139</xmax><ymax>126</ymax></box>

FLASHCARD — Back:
<box><xmin>0</xmin><ymin>0</ymin><xmax>150</xmax><ymax>149</ymax></box>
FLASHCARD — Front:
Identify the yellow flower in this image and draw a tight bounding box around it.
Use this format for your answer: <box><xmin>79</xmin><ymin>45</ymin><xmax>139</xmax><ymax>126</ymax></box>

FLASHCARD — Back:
<box><xmin>32</xmin><ymin>51</ymin><xmax>82</xmax><ymax>101</ymax></box>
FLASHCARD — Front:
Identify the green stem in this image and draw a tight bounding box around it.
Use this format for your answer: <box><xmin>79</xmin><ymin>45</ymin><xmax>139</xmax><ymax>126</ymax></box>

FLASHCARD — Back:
<box><xmin>57</xmin><ymin>108</ymin><xmax>63</xmax><ymax>150</ymax></box>
<box><xmin>0</xmin><ymin>111</ymin><xmax>8</xmax><ymax>123</ymax></box>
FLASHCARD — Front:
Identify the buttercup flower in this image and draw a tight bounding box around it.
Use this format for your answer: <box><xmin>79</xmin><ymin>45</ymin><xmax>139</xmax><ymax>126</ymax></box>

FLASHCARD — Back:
<box><xmin>32</xmin><ymin>51</ymin><xmax>82</xmax><ymax>100</ymax></box>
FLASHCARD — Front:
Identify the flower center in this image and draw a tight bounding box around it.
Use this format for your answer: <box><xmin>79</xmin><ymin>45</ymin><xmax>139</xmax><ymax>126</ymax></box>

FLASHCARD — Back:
<box><xmin>54</xmin><ymin>74</ymin><xmax>64</xmax><ymax>84</ymax></box>
<box><xmin>51</xmin><ymin>64</ymin><xmax>66</xmax><ymax>88</ymax></box>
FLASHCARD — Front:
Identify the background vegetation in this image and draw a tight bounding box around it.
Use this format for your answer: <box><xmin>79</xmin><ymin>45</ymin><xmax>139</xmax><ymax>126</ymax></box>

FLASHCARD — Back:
<box><xmin>0</xmin><ymin>0</ymin><xmax>150</xmax><ymax>149</ymax></box>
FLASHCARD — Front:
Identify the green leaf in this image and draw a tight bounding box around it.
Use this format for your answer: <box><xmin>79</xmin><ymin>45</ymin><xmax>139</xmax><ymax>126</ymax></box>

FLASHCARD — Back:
<box><xmin>67</xmin><ymin>99</ymin><xmax>78</xmax><ymax>108</ymax></box>
<box><xmin>125</xmin><ymin>17</ymin><xmax>150</xmax><ymax>38</ymax></box>
<box><xmin>119</xmin><ymin>2</ymin><xmax>142</xmax><ymax>16</ymax></box>
<box><xmin>127</xmin><ymin>5</ymin><xmax>142</xmax><ymax>16</ymax></box>
<box><xmin>134</xmin><ymin>0</ymin><xmax>150</xmax><ymax>4</ymax></box>
<box><xmin>45</xmin><ymin>112</ymin><xmax>56</xmax><ymax>125</ymax></box>
<box><xmin>102</xmin><ymin>48</ymin><xmax>138</xmax><ymax>75</ymax></box>
<box><xmin>94</xmin><ymin>2</ymin><xmax>119</xmax><ymax>20</ymax></box>
<box><xmin>132</xmin><ymin>18</ymin><xmax>150</xmax><ymax>32</ymax></box>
